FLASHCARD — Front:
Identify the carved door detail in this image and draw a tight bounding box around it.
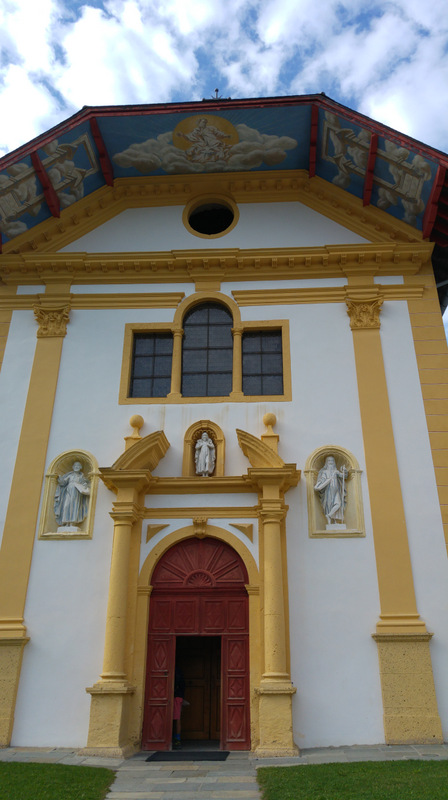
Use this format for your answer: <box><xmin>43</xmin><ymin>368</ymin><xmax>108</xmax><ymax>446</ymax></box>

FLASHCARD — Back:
<box><xmin>222</xmin><ymin>635</ymin><xmax>249</xmax><ymax>749</ymax></box>
<box><xmin>143</xmin><ymin>537</ymin><xmax>250</xmax><ymax>750</ymax></box>
<box><xmin>142</xmin><ymin>635</ymin><xmax>175</xmax><ymax>749</ymax></box>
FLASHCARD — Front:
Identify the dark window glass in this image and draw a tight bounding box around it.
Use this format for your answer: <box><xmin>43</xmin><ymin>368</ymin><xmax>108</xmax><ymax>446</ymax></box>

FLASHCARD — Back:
<box><xmin>130</xmin><ymin>333</ymin><xmax>173</xmax><ymax>397</ymax></box>
<box><xmin>242</xmin><ymin>330</ymin><xmax>283</xmax><ymax>395</ymax></box>
<box><xmin>182</xmin><ymin>303</ymin><xmax>233</xmax><ymax>397</ymax></box>
<box><xmin>189</xmin><ymin>203</ymin><xmax>234</xmax><ymax>236</ymax></box>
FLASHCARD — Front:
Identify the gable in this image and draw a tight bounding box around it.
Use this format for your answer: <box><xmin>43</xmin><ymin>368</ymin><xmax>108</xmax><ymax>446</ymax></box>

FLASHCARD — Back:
<box><xmin>1</xmin><ymin>94</ymin><xmax>446</xmax><ymax>256</ymax></box>
<box><xmin>58</xmin><ymin>201</ymin><xmax>368</xmax><ymax>254</ymax></box>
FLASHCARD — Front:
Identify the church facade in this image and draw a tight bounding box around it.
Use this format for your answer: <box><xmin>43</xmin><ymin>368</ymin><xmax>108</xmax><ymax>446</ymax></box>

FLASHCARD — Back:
<box><xmin>1</xmin><ymin>94</ymin><xmax>448</xmax><ymax>756</ymax></box>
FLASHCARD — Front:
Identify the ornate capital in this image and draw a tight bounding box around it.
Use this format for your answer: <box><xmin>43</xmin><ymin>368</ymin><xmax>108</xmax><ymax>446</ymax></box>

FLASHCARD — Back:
<box><xmin>346</xmin><ymin>297</ymin><xmax>383</xmax><ymax>330</ymax></box>
<box><xmin>34</xmin><ymin>305</ymin><xmax>70</xmax><ymax>338</ymax></box>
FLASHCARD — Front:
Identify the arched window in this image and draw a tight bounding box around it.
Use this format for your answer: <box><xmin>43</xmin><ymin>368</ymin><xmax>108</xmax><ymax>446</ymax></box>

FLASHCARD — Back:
<box><xmin>181</xmin><ymin>302</ymin><xmax>233</xmax><ymax>397</ymax></box>
<box><xmin>121</xmin><ymin>293</ymin><xmax>291</xmax><ymax>403</ymax></box>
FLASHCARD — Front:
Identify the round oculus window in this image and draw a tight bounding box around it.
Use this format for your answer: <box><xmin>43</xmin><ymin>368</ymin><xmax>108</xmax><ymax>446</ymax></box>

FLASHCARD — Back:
<box><xmin>188</xmin><ymin>202</ymin><xmax>235</xmax><ymax>236</ymax></box>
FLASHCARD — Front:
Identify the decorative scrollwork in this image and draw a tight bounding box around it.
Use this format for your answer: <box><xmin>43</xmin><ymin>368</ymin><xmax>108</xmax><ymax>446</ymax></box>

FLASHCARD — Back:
<box><xmin>346</xmin><ymin>297</ymin><xmax>383</xmax><ymax>329</ymax></box>
<box><xmin>34</xmin><ymin>305</ymin><xmax>70</xmax><ymax>338</ymax></box>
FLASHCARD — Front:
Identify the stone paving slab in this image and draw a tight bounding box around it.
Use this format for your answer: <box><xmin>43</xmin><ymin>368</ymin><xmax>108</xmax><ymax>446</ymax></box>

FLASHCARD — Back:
<box><xmin>3</xmin><ymin>743</ymin><xmax>448</xmax><ymax>800</ymax></box>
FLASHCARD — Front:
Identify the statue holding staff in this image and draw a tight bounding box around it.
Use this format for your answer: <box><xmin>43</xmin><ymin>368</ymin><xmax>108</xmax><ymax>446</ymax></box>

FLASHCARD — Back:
<box><xmin>314</xmin><ymin>456</ymin><xmax>348</xmax><ymax>526</ymax></box>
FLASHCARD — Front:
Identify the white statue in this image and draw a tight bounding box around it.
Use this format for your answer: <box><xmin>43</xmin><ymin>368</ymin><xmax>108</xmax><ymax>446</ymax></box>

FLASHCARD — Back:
<box><xmin>195</xmin><ymin>432</ymin><xmax>216</xmax><ymax>477</ymax></box>
<box><xmin>314</xmin><ymin>456</ymin><xmax>348</xmax><ymax>527</ymax></box>
<box><xmin>54</xmin><ymin>461</ymin><xmax>90</xmax><ymax>529</ymax></box>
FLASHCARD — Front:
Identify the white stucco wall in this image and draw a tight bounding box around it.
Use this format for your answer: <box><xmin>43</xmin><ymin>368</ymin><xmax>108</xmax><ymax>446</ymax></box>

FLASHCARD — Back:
<box><xmin>380</xmin><ymin>302</ymin><xmax>448</xmax><ymax>740</ymax></box>
<box><xmin>60</xmin><ymin>202</ymin><xmax>368</xmax><ymax>253</ymax></box>
<box><xmin>4</xmin><ymin>205</ymin><xmax>447</xmax><ymax>751</ymax></box>
<box><xmin>11</xmin><ymin>292</ymin><xmax>386</xmax><ymax>749</ymax></box>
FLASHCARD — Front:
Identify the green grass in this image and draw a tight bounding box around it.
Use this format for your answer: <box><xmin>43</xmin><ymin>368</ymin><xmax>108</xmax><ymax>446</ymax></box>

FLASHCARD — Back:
<box><xmin>0</xmin><ymin>762</ymin><xmax>115</xmax><ymax>800</ymax></box>
<box><xmin>257</xmin><ymin>760</ymin><xmax>448</xmax><ymax>800</ymax></box>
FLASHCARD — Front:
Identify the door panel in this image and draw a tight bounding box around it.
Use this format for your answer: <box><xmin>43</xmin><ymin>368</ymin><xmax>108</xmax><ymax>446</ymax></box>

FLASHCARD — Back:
<box><xmin>221</xmin><ymin>634</ymin><xmax>250</xmax><ymax>749</ymax></box>
<box><xmin>142</xmin><ymin>635</ymin><xmax>175</xmax><ymax>749</ymax></box>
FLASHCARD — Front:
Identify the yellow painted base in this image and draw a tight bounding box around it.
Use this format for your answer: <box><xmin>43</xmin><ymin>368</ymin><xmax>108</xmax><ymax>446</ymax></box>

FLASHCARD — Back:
<box><xmin>254</xmin><ymin>682</ymin><xmax>299</xmax><ymax>757</ymax></box>
<box><xmin>373</xmin><ymin>633</ymin><xmax>443</xmax><ymax>744</ymax></box>
<box><xmin>85</xmin><ymin>681</ymin><xmax>135</xmax><ymax>752</ymax></box>
<box><xmin>0</xmin><ymin>638</ymin><xmax>28</xmax><ymax>747</ymax></box>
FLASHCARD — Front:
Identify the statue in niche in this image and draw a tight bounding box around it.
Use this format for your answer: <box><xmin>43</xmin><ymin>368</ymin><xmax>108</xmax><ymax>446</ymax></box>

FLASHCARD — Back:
<box><xmin>314</xmin><ymin>456</ymin><xmax>348</xmax><ymax>529</ymax></box>
<box><xmin>54</xmin><ymin>461</ymin><xmax>91</xmax><ymax>531</ymax></box>
<box><xmin>195</xmin><ymin>432</ymin><xmax>216</xmax><ymax>477</ymax></box>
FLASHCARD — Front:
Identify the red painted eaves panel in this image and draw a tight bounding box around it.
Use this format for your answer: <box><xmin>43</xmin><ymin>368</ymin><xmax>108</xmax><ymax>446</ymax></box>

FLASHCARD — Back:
<box><xmin>30</xmin><ymin>151</ymin><xmax>60</xmax><ymax>218</ymax></box>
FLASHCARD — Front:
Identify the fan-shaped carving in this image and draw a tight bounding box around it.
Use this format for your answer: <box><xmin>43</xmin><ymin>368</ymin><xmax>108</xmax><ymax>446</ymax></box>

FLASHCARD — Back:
<box><xmin>236</xmin><ymin>429</ymin><xmax>284</xmax><ymax>468</ymax></box>
<box><xmin>112</xmin><ymin>430</ymin><xmax>170</xmax><ymax>471</ymax></box>
<box><xmin>152</xmin><ymin>537</ymin><xmax>248</xmax><ymax>588</ymax></box>
<box><xmin>185</xmin><ymin>570</ymin><xmax>214</xmax><ymax>587</ymax></box>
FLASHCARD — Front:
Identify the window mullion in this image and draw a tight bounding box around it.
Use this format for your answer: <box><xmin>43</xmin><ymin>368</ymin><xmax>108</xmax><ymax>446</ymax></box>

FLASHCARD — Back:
<box><xmin>168</xmin><ymin>327</ymin><xmax>183</xmax><ymax>398</ymax></box>
<box><xmin>231</xmin><ymin>324</ymin><xmax>243</xmax><ymax>398</ymax></box>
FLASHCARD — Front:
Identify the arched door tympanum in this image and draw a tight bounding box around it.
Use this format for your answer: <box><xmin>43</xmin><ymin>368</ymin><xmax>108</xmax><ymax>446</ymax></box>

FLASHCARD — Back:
<box><xmin>142</xmin><ymin>537</ymin><xmax>250</xmax><ymax>750</ymax></box>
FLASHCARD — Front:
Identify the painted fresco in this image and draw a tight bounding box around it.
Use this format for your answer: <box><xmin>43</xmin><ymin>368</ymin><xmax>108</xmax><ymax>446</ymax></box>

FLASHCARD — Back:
<box><xmin>113</xmin><ymin>113</ymin><xmax>299</xmax><ymax>174</ymax></box>
<box><xmin>0</xmin><ymin>101</ymin><xmax>442</xmax><ymax>242</ymax></box>
<box><xmin>320</xmin><ymin>111</ymin><xmax>436</xmax><ymax>228</ymax></box>
<box><xmin>0</xmin><ymin>132</ymin><xmax>99</xmax><ymax>242</ymax></box>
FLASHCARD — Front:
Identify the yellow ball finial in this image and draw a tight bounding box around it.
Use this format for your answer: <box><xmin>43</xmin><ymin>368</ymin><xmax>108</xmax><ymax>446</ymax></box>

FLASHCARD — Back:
<box><xmin>129</xmin><ymin>414</ymin><xmax>144</xmax><ymax>432</ymax></box>
<box><xmin>263</xmin><ymin>412</ymin><xmax>277</xmax><ymax>430</ymax></box>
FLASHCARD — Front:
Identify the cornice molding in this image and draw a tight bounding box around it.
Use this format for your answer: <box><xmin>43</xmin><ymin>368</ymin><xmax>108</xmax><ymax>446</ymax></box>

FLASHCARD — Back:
<box><xmin>0</xmin><ymin>283</ymin><xmax>425</xmax><ymax>312</ymax></box>
<box><xmin>146</xmin><ymin>476</ymin><xmax>258</xmax><ymax>494</ymax></box>
<box><xmin>233</xmin><ymin>284</ymin><xmax>425</xmax><ymax>307</ymax></box>
<box><xmin>143</xmin><ymin>506</ymin><xmax>259</xmax><ymax>519</ymax></box>
<box><xmin>0</xmin><ymin>169</ymin><xmax>423</xmax><ymax>257</ymax></box>
<box><xmin>0</xmin><ymin>291</ymin><xmax>185</xmax><ymax>310</ymax></box>
<box><xmin>0</xmin><ymin>242</ymin><xmax>432</xmax><ymax>288</ymax></box>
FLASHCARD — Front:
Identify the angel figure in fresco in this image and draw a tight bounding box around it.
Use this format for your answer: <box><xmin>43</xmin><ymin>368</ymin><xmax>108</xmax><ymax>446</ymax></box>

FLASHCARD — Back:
<box><xmin>176</xmin><ymin>118</ymin><xmax>231</xmax><ymax>163</ymax></box>
<box><xmin>54</xmin><ymin>461</ymin><xmax>90</xmax><ymax>527</ymax></box>
<box><xmin>195</xmin><ymin>432</ymin><xmax>216</xmax><ymax>477</ymax></box>
<box><xmin>314</xmin><ymin>456</ymin><xmax>348</xmax><ymax>526</ymax></box>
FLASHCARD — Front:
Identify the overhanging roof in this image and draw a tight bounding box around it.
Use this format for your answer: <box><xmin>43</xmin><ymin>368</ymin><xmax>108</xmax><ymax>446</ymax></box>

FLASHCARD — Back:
<box><xmin>1</xmin><ymin>93</ymin><xmax>448</xmax><ymax>265</ymax></box>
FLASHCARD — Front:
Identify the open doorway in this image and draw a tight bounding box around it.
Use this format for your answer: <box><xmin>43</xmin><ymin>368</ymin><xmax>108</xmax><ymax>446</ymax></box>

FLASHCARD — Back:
<box><xmin>175</xmin><ymin>636</ymin><xmax>221</xmax><ymax>745</ymax></box>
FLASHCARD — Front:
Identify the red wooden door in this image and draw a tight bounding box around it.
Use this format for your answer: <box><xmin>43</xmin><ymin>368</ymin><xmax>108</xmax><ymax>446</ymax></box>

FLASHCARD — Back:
<box><xmin>222</xmin><ymin>634</ymin><xmax>250</xmax><ymax>749</ymax></box>
<box><xmin>142</xmin><ymin>537</ymin><xmax>250</xmax><ymax>751</ymax></box>
<box><xmin>141</xmin><ymin>634</ymin><xmax>175</xmax><ymax>749</ymax></box>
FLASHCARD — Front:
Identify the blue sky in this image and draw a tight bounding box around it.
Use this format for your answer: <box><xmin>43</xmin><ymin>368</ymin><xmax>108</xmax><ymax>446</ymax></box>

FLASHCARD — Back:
<box><xmin>0</xmin><ymin>0</ymin><xmax>448</xmax><ymax>158</ymax></box>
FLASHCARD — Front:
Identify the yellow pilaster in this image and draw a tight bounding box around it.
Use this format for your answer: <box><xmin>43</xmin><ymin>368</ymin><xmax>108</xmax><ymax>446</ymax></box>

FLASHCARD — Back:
<box><xmin>84</xmin><ymin>472</ymin><xmax>150</xmax><ymax>757</ymax></box>
<box><xmin>0</xmin><ymin>295</ymin><xmax>69</xmax><ymax>746</ymax></box>
<box><xmin>250</xmin><ymin>467</ymin><xmax>299</xmax><ymax>757</ymax></box>
<box><xmin>346</xmin><ymin>291</ymin><xmax>443</xmax><ymax>744</ymax></box>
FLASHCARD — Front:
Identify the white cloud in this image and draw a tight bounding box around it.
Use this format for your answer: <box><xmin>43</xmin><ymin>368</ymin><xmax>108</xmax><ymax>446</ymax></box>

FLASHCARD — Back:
<box><xmin>0</xmin><ymin>0</ymin><xmax>447</xmax><ymax>157</ymax></box>
<box><xmin>113</xmin><ymin>121</ymin><xmax>298</xmax><ymax>173</ymax></box>
<box><xmin>0</xmin><ymin>64</ymin><xmax>65</xmax><ymax>155</ymax></box>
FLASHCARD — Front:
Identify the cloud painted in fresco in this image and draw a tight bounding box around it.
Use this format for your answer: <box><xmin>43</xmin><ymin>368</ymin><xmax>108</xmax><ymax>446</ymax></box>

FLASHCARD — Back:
<box><xmin>112</xmin><ymin>123</ymin><xmax>298</xmax><ymax>174</ymax></box>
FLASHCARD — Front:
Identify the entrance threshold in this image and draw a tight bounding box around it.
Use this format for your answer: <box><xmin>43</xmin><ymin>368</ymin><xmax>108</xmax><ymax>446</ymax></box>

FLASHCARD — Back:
<box><xmin>177</xmin><ymin>739</ymin><xmax>221</xmax><ymax>751</ymax></box>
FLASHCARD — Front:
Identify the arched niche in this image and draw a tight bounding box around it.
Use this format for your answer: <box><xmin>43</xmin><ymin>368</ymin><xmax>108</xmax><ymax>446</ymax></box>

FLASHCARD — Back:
<box><xmin>304</xmin><ymin>445</ymin><xmax>365</xmax><ymax>537</ymax></box>
<box><xmin>182</xmin><ymin>420</ymin><xmax>225</xmax><ymax>477</ymax></box>
<box><xmin>38</xmin><ymin>449</ymin><xmax>99</xmax><ymax>539</ymax></box>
